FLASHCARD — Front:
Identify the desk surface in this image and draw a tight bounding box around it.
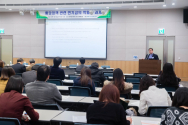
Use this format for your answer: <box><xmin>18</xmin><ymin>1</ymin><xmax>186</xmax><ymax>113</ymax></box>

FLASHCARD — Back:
<box><xmin>62</xmin><ymin>95</ymin><xmax>85</xmax><ymax>102</ymax></box>
<box><xmin>51</xmin><ymin>111</ymin><xmax>161</xmax><ymax>124</ymax></box>
<box><xmin>36</xmin><ymin>109</ymin><xmax>62</xmax><ymax>122</ymax></box>
<box><xmin>51</xmin><ymin>111</ymin><xmax>86</xmax><ymax>123</ymax></box>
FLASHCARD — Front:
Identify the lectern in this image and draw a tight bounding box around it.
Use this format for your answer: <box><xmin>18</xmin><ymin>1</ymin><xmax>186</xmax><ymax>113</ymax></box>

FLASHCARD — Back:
<box><xmin>139</xmin><ymin>59</ymin><xmax>161</xmax><ymax>74</ymax></box>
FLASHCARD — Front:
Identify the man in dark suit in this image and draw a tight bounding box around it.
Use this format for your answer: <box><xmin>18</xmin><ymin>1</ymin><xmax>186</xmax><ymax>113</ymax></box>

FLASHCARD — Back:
<box><xmin>49</xmin><ymin>57</ymin><xmax>65</xmax><ymax>80</ymax></box>
<box><xmin>12</xmin><ymin>58</ymin><xmax>26</xmax><ymax>73</ymax></box>
<box><xmin>145</xmin><ymin>48</ymin><xmax>159</xmax><ymax>60</ymax></box>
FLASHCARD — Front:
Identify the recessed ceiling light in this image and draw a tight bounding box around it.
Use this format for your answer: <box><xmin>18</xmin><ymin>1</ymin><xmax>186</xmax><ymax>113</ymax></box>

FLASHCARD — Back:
<box><xmin>172</xmin><ymin>3</ymin><xmax>175</xmax><ymax>5</ymax></box>
<box><xmin>9</xmin><ymin>9</ymin><xmax>12</xmax><ymax>10</ymax></box>
<box><xmin>106</xmin><ymin>7</ymin><xmax>109</xmax><ymax>8</ymax></box>
<box><xmin>81</xmin><ymin>7</ymin><xmax>84</xmax><ymax>9</ymax></box>
<box><xmin>55</xmin><ymin>8</ymin><xmax>58</xmax><ymax>9</ymax></box>
<box><xmin>134</xmin><ymin>6</ymin><xmax>137</xmax><ymax>8</ymax></box>
<box><xmin>163</xmin><ymin>5</ymin><xmax>166</xmax><ymax>7</ymax></box>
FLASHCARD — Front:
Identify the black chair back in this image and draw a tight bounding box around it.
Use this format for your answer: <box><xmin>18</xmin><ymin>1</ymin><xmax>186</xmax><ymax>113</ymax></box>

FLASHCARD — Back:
<box><xmin>16</xmin><ymin>73</ymin><xmax>22</xmax><ymax>77</ymax></box>
<box><xmin>69</xmin><ymin>75</ymin><xmax>79</xmax><ymax>80</ymax></box>
<box><xmin>0</xmin><ymin>117</ymin><xmax>21</xmax><ymax>125</ymax></box>
<box><xmin>133</xmin><ymin>73</ymin><xmax>147</xmax><ymax>78</ymax></box>
<box><xmin>69</xmin><ymin>87</ymin><xmax>91</xmax><ymax>97</ymax></box>
<box><xmin>47</xmin><ymin>79</ymin><xmax>63</xmax><ymax>86</ymax></box>
<box><xmin>103</xmin><ymin>71</ymin><xmax>113</xmax><ymax>77</ymax></box>
<box><xmin>32</xmin><ymin>103</ymin><xmax>60</xmax><ymax>110</ymax></box>
<box><xmin>146</xmin><ymin>106</ymin><xmax>170</xmax><ymax>118</ymax></box>
<box><xmin>156</xmin><ymin>84</ymin><xmax>178</xmax><ymax>91</ymax></box>
<box><xmin>125</xmin><ymin>77</ymin><xmax>141</xmax><ymax>83</ymax></box>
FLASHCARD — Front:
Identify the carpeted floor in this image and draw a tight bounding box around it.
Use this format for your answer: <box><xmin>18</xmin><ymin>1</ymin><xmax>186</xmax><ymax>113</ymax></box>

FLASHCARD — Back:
<box><xmin>180</xmin><ymin>81</ymin><xmax>188</xmax><ymax>87</ymax></box>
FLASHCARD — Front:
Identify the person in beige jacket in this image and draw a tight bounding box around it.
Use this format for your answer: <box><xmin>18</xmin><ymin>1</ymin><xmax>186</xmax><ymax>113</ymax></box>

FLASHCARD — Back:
<box><xmin>104</xmin><ymin>68</ymin><xmax>133</xmax><ymax>98</ymax></box>
<box><xmin>26</xmin><ymin>59</ymin><xmax>35</xmax><ymax>71</ymax></box>
<box><xmin>138</xmin><ymin>75</ymin><xmax>172</xmax><ymax>115</ymax></box>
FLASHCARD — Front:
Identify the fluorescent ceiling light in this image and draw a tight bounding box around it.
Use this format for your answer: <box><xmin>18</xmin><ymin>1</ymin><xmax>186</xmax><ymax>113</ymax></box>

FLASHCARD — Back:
<box><xmin>106</xmin><ymin>7</ymin><xmax>109</xmax><ymax>8</ymax></box>
<box><xmin>172</xmin><ymin>3</ymin><xmax>175</xmax><ymax>5</ymax></box>
<box><xmin>163</xmin><ymin>5</ymin><xmax>166</xmax><ymax>7</ymax></box>
<box><xmin>55</xmin><ymin>8</ymin><xmax>58</xmax><ymax>9</ymax></box>
<box><xmin>134</xmin><ymin>6</ymin><xmax>137</xmax><ymax>8</ymax></box>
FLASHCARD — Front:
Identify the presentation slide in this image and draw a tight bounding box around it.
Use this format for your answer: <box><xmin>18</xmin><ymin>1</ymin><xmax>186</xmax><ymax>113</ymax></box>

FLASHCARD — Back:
<box><xmin>45</xmin><ymin>19</ymin><xmax>107</xmax><ymax>59</ymax></box>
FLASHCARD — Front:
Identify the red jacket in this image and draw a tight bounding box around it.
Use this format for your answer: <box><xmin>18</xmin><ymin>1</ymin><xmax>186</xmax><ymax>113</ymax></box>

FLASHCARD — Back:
<box><xmin>0</xmin><ymin>90</ymin><xmax>39</xmax><ymax>122</ymax></box>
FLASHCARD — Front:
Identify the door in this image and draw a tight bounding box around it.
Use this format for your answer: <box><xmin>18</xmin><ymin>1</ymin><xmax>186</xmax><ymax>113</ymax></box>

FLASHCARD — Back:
<box><xmin>146</xmin><ymin>36</ymin><xmax>175</xmax><ymax>69</ymax></box>
<box><xmin>0</xmin><ymin>35</ymin><xmax>13</xmax><ymax>65</ymax></box>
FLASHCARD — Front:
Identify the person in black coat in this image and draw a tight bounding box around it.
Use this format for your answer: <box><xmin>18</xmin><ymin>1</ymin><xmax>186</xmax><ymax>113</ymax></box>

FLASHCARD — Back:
<box><xmin>87</xmin><ymin>84</ymin><xmax>132</xmax><ymax>125</ymax></box>
<box><xmin>90</xmin><ymin>62</ymin><xmax>105</xmax><ymax>84</ymax></box>
<box><xmin>12</xmin><ymin>58</ymin><xmax>26</xmax><ymax>73</ymax></box>
<box><xmin>0</xmin><ymin>60</ymin><xmax>4</xmax><ymax>77</ymax></box>
<box><xmin>49</xmin><ymin>57</ymin><xmax>65</xmax><ymax>80</ymax></box>
<box><xmin>145</xmin><ymin>48</ymin><xmax>159</xmax><ymax>60</ymax></box>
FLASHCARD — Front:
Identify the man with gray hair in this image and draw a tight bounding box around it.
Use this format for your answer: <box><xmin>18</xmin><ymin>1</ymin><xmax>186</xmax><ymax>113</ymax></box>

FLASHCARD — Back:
<box><xmin>26</xmin><ymin>59</ymin><xmax>35</xmax><ymax>71</ymax></box>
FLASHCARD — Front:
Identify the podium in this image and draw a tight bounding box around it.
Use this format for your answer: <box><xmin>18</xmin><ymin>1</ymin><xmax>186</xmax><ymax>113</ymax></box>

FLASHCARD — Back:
<box><xmin>139</xmin><ymin>59</ymin><xmax>161</xmax><ymax>74</ymax></box>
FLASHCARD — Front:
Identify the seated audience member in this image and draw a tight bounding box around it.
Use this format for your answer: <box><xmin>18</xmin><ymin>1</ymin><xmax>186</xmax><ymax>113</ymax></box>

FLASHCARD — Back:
<box><xmin>26</xmin><ymin>59</ymin><xmax>35</xmax><ymax>71</ymax></box>
<box><xmin>157</xmin><ymin>63</ymin><xmax>179</xmax><ymax>87</ymax></box>
<box><xmin>161</xmin><ymin>87</ymin><xmax>188</xmax><ymax>125</ymax></box>
<box><xmin>90</xmin><ymin>62</ymin><xmax>105</xmax><ymax>85</ymax></box>
<box><xmin>87</xmin><ymin>84</ymin><xmax>132</xmax><ymax>125</ymax></box>
<box><xmin>73</xmin><ymin>67</ymin><xmax>95</xmax><ymax>95</ymax></box>
<box><xmin>104</xmin><ymin>68</ymin><xmax>133</xmax><ymax>97</ymax></box>
<box><xmin>0</xmin><ymin>75</ymin><xmax>39</xmax><ymax>123</ymax></box>
<box><xmin>12</xmin><ymin>58</ymin><xmax>26</xmax><ymax>73</ymax></box>
<box><xmin>139</xmin><ymin>75</ymin><xmax>171</xmax><ymax>115</ymax></box>
<box><xmin>76</xmin><ymin>57</ymin><xmax>86</xmax><ymax>72</ymax></box>
<box><xmin>25</xmin><ymin>65</ymin><xmax>62</xmax><ymax>104</ymax></box>
<box><xmin>22</xmin><ymin>69</ymin><xmax>37</xmax><ymax>85</ymax></box>
<box><xmin>0</xmin><ymin>67</ymin><xmax>15</xmax><ymax>95</ymax></box>
<box><xmin>49</xmin><ymin>57</ymin><xmax>65</xmax><ymax>80</ymax></box>
<box><xmin>0</xmin><ymin>60</ymin><xmax>4</xmax><ymax>76</ymax></box>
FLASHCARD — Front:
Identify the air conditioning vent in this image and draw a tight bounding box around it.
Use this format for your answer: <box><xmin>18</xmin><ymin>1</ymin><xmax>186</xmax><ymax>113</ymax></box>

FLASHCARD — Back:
<box><xmin>2</xmin><ymin>0</ymin><xmax>165</xmax><ymax>6</ymax></box>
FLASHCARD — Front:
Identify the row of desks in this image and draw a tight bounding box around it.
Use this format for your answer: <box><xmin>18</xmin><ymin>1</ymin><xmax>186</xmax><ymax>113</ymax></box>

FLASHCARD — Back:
<box><xmin>22</xmin><ymin>94</ymin><xmax>140</xmax><ymax>107</ymax></box>
<box><xmin>34</xmin><ymin>109</ymin><xmax>161</xmax><ymax>124</ymax></box>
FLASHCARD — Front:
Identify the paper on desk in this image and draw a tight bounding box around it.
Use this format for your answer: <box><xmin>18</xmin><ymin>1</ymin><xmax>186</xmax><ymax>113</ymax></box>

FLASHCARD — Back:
<box><xmin>141</xmin><ymin>120</ymin><xmax>160</xmax><ymax>125</ymax></box>
<box><xmin>72</xmin><ymin>116</ymin><xmax>86</xmax><ymax>123</ymax></box>
<box><xmin>129</xmin><ymin>101</ymin><xmax>140</xmax><ymax>107</ymax></box>
<box><xmin>62</xmin><ymin>95</ymin><xmax>70</xmax><ymax>100</ymax></box>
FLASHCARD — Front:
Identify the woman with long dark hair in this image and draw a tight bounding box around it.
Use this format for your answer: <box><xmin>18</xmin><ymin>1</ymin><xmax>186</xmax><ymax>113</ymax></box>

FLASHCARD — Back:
<box><xmin>104</xmin><ymin>68</ymin><xmax>133</xmax><ymax>95</ymax></box>
<box><xmin>0</xmin><ymin>60</ymin><xmax>4</xmax><ymax>77</ymax></box>
<box><xmin>161</xmin><ymin>87</ymin><xmax>188</xmax><ymax>125</ymax></box>
<box><xmin>73</xmin><ymin>67</ymin><xmax>95</xmax><ymax>95</ymax></box>
<box><xmin>87</xmin><ymin>84</ymin><xmax>132</xmax><ymax>125</ymax></box>
<box><xmin>139</xmin><ymin>75</ymin><xmax>171</xmax><ymax>115</ymax></box>
<box><xmin>0</xmin><ymin>75</ymin><xmax>39</xmax><ymax>124</ymax></box>
<box><xmin>157</xmin><ymin>63</ymin><xmax>179</xmax><ymax>87</ymax></box>
<box><xmin>0</xmin><ymin>67</ymin><xmax>15</xmax><ymax>95</ymax></box>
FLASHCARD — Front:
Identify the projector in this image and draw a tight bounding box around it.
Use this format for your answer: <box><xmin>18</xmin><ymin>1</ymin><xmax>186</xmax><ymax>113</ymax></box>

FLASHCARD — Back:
<box><xmin>101</xmin><ymin>10</ymin><xmax>105</xmax><ymax>15</ymax></box>
<box><xmin>89</xmin><ymin>10</ymin><xmax>93</xmax><ymax>15</ymax></box>
<box><xmin>19</xmin><ymin>10</ymin><xmax>24</xmax><ymax>16</ymax></box>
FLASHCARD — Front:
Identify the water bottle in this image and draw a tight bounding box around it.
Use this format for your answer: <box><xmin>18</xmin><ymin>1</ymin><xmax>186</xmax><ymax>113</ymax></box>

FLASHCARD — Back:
<box><xmin>24</xmin><ymin>62</ymin><xmax>26</xmax><ymax>65</ymax></box>
<box><xmin>77</xmin><ymin>63</ymin><xmax>78</xmax><ymax>66</ymax></box>
<box><xmin>43</xmin><ymin>62</ymin><xmax>45</xmax><ymax>65</ymax></box>
<box><xmin>10</xmin><ymin>61</ymin><xmax>12</xmax><ymax>66</ymax></box>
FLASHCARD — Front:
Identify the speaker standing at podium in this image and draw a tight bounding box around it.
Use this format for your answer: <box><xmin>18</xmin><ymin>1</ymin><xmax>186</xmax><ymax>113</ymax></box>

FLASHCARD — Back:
<box><xmin>145</xmin><ymin>48</ymin><xmax>159</xmax><ymax>60</ymax></box>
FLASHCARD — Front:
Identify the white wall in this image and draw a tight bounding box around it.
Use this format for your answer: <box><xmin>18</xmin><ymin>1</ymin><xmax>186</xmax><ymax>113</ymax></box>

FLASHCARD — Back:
<box><xmin>0</xmin><ymin>9</ymin><xmax>188</xmax><ymax>62</ymax></box>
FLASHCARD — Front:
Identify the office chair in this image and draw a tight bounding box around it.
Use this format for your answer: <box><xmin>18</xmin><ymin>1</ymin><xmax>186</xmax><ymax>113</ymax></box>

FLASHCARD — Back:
<box><xmin>47</xmin><ymin>79</ymin><xmax>63</xmax><ymax>86</ymax></box>
<box><xmin>69</xmin><ymin>87</ymin><xmax>91</xmax><ymax>97</ymax></box>
<box><xmin>0</xmin><ymin>117</ymin><xmax>21</xmax><ymax>125</ymax></box>
<box><xmin>146</xmin><ymin>106</ymin><xmax>170</xmax><ymax>118</ymax></box>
